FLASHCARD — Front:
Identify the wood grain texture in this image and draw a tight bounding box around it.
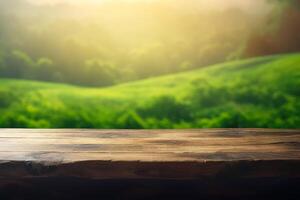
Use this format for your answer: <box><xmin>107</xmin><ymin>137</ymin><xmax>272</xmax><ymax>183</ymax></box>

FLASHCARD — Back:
<box><xmin>0</xmin><ymin>129</ymin><xmax>299</xmax><ymax>162</ymax></box>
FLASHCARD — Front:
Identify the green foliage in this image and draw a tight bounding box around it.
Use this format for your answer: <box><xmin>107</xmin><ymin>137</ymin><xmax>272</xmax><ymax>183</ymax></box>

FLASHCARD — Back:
<box><xmin>0</xmin><ymin>89</ymin><xmax>14</xmax><ymax>108</ymax></box>
<box><xmin>82</xmin><ymin>60</ymin><xmax>117</xmax><ymax>86</ymax></box>
<box><xmin>0</xmin><ymin>0</ymin><xmax>278</xmax><ymax>87</ymax></box>
<box><xmin>0</xmin><ymin>54</ymin><xmax>299</xmax><ymax>128</ymax></box>
<box><xmin>117</xmin><ymin>111</ymin><xmax>146</xmax><ymax>129</ymax></box>
<box><xmin>138</xmin><ymin>96</ymin><xmax>191</xmax><ymax>122</ymax></box>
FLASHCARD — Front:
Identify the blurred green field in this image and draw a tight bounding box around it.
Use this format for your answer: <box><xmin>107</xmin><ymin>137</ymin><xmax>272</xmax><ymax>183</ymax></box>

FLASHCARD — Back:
<box><xmin>0</xmin><ymin>53</ymin><xmax>299</xmax><ymax>128</ymax></box>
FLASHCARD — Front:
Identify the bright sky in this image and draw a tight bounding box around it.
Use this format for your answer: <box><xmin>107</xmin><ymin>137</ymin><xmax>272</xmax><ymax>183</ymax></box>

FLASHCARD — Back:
<box><xmin>27</xmin><ymin>0</ymin><xmax>144</xmax><ymax>5</ymax></box>
<box><xmin>27</xmin><ymin>0</ymin><xmax>265</xmax><ymax>8</ymax></box>
<box><xmin>26</xmin><ymin>0</ymin><xmax>270</xmax><ymax>14</ymax></box>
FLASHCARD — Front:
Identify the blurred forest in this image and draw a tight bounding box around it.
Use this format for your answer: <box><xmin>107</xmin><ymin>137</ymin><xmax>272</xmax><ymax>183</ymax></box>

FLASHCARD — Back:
<box><xmin>1</xmin><ymin>53</ymin><xmax>299</xmax><ymax>128</ymax></box>
<box><xmin>0</xmin><ymin>0</ymin><xmax>299</xmax><ymax>86</ymax></box>
<box><xmin>0</xmin><ymin>0</ymin><xmax>299</xmax><ymax>129</ymax></box>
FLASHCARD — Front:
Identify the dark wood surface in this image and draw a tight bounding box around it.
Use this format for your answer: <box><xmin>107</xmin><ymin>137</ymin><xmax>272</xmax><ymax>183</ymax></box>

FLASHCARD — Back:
<box><xmin>0</xmin><ymin>128</ymin><xmax>299</xmax><ymax>162</ymax></box>
<box><xmin>0</xmin><ymin>129</ymin><xmax>299</xmax><ymax>200</ymax></box>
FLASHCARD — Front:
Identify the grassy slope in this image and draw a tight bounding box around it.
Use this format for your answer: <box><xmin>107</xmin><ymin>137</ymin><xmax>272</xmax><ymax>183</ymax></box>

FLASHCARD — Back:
<box><xmin>0</xmin><ymin>53</ymin><xmax>299</xmax><ymax>128</ymax></box>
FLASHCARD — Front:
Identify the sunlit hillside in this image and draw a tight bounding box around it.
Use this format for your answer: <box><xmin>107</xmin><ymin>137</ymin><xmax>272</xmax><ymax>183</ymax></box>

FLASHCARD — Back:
<box><xmin>1</xmin><ymin>0</ymin><xmax>299</xmax><ymax>86</ymax></box>
<box><xmin>0</xmin><ymin>0</ymin><xmax>299</xmax><ymax>128</ymax></box>
<box><xmin>1</xmin><ymin>54</ymin><xmax>299</xmax><ymax>128</ymax></box>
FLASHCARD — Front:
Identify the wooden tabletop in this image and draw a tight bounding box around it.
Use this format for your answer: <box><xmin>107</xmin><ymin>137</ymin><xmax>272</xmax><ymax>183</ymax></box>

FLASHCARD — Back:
<box><xmin>0</xmin><ymin>129</ymin><xmax>299</xmax><ymax>200</ymax></box>
<box><xmin>0</xmin><ymin>129</ymin><xmax>299</xmax><ymax>163</ymax></box>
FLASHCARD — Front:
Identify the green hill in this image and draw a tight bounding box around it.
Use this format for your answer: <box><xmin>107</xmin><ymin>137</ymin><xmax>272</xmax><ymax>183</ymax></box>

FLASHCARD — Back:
<box><xmin>0</xmin><ymin>54</ymin><xmax>299</xmax><ymax>128</ymax></box>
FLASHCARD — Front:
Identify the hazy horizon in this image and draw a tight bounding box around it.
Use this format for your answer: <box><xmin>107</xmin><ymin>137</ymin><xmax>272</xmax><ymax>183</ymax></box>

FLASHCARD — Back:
<box><xmin>26</xmin><ymin>0</ymin><xmax>270</xmax><ymax>11</ymax></box>
<box><xmin>0</xmin><ymin>0</ymin><xmax>299</xmax><ymax>128</ymax></box>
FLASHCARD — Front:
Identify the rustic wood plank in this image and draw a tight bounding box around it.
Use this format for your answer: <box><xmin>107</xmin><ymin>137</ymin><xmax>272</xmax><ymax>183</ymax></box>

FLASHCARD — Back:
<box><xmin>0</xmin><ymin>129</ymin><xmax>299</xmax><ymax>200</ymax></box>
<box><xmin>0</xmin><ymin>129</ymin><xmax>299</xmax><ymax>162</ymax></box>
